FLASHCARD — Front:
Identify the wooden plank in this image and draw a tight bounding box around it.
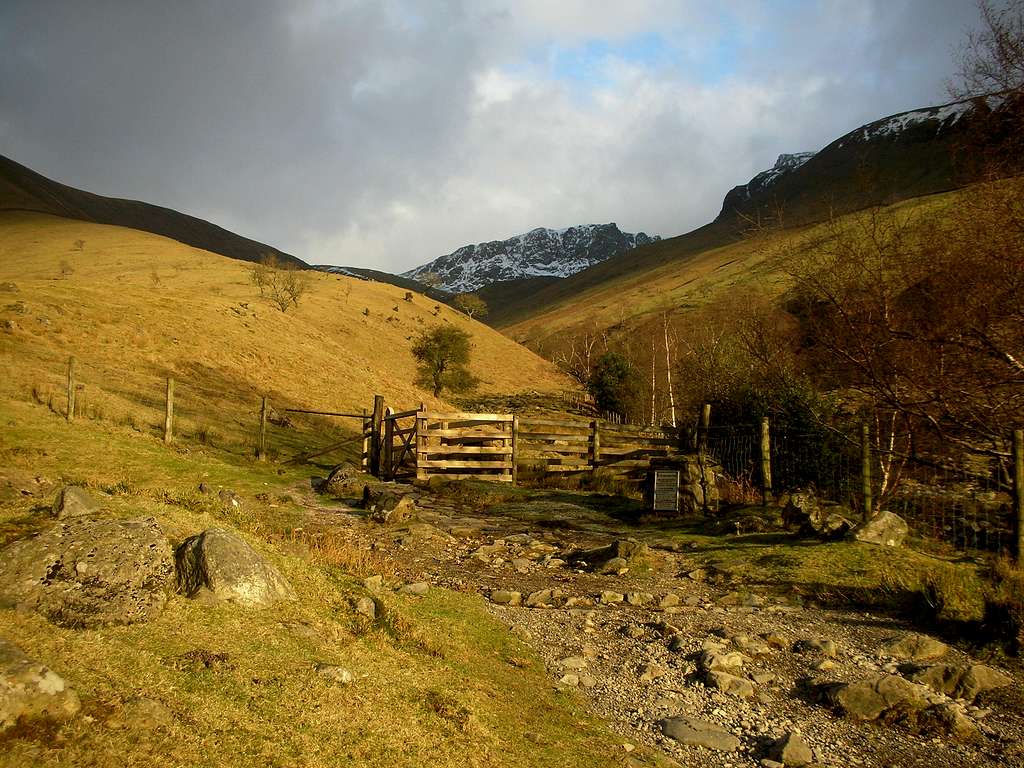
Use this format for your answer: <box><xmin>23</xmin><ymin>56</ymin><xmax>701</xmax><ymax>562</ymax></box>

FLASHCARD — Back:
<box><xmin>519</xmin><ymin>456</ymin><xmax>591</xmax><ymax>467</ymax></box>
<box><xmin>383</xmin><ymin>407</ymin><xmax>421</xmax><ymax>420</ymax></box>
<box><xmin>421</xmin><ymin>472</ymin><xmax>512</xmax><ymax>482</ymax></box>
<box><xmin>518</xmin><ymin>448</ymin><xmax>589</xmax><ymax>459</ymax></box>
<box><xmin>599</xmin><ymin>435</ymin><xmax>678</xmax><ymax>446</ymax></box>
<box><xmin>511</xmin><ymin>415</ymin><xmax>519</xmax><ymax>486</ymax></box>
<box><xmin>284</xmin><ymin>408</ymin><xmax>367</xmax><ymax>418</ymax></box>
<box><xmin>596</xmin><ymin>459</ymin><xmax>653</xmax><ymax>468</ymax></box>
<box><xmin>419</xmin><ymin>411</ymin><xmax>511</xmax><ymax>422</ymax></box>
<box><xmin>517</xmin><ymin>417</ymin><xmax>592</xmax><ymax>430</ymax></box>
<box><xmin>514</xmin><ymin>432</ymin><xmax>591</xmax><ymax>443</ymax></box>
<box><xmin>415</xmin><ymin>416</ymin><xmax>427</xmax><ymax>481</ymax></box>
<box><xmin>422</xmin><ymin>445</ymin><xmax>512</xmax><ymax>456</ymax></box>
<box><xmin>421</xmin><ymin>427</ymin><xmax>510</xmax><ymax>439</ymax></box>
<box><xmin>419</xmin><ymin>459</ymin><xmax>513</xmax><ymax>469</ymax></box>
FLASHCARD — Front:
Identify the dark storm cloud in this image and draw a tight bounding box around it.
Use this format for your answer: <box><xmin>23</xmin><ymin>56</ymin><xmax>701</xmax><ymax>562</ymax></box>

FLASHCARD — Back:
<box><xmin>0</xmin><ymin>0</ymin><xmax>987</xmax><ymax>271</ymax></box>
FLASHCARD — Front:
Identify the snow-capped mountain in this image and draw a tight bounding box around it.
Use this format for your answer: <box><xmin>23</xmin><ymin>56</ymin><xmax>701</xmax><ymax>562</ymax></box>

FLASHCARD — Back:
<box><xmin>402</xmin><ymin>223</ymin><xmax>660</xmax><ymax>293</ymax></box>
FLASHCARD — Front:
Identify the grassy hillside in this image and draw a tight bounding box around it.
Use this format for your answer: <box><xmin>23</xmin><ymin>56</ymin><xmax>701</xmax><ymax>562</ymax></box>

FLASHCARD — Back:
<box><xmin>501</xmin><ymin>189</ymin><xmax>958</xmax><ymax>348</ymax></box>
<box><xmin>0</xmin><ymin>211</ymin><xmax>569</xmax><ymax>462</ymax></box>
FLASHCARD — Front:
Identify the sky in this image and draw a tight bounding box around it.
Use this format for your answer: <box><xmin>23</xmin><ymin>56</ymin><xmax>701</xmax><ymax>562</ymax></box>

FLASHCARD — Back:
<box><xmin>0</xmin><ymin>1</ymin><xmax>985</xmax><ymax>272</ymax></box>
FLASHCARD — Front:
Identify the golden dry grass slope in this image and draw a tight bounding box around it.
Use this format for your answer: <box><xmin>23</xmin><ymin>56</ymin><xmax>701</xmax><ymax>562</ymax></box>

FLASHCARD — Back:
<box><xmin>0</xmin><ymin>211</ymin><xmax>569</xmax><ymax>456</ymax></box>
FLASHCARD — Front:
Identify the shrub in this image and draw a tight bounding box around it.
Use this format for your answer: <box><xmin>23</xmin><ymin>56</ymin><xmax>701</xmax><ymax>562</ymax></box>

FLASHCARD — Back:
<box><xmin>411</xmin><ymin>325</ymin><xmax>479</xmax><ymax>397</ymax></box>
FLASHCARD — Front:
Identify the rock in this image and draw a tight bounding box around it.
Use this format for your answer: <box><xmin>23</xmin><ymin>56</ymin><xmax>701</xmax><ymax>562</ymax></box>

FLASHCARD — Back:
<box><xmin>919</xmin><ymin>702</ymin><xmax>980</xmax><ymax>742</ymax></box>
<box><xmin>217</xmin><ymin>489</ymin><xmax>240</xmax><ymax>508</ymax></box>
<box><xmin>175</xmin><ymin>528</ymin><xmax>294</xmax><ymax>608</ymax></box>
<box><xmin>639</xmin><ymin>663</ymin><xmax>666</xmax><ymax>683</ymax></box>
<box><xmin>687</xmin><ymin>568</ymin><xmax>706</xmax><ymax>582</ymax></box>
<box><xmin>580</xmin><ymin>675</ymin><xmax>597</xmax><ymax>688</ymax></box>
<box><xmin>850</xmin><ymin>511</ymin><xmax>909</xmax><ymax>547</ymax></box>
<box><xmin>906</xmin><ymin>663</ymin><xmax>1011</xmax><ymax>702</ymax></box>
<box><xmin>50</xmin><ymin>486</ymin><xmax>100</xmax><ymax>519</ymax></box>
<box><xmin>793</xmin><ymin>638</ymin><xmax>837</xmax><ymax>658</ymax></box>
<box><xmin>784</xmin><ymin>491</ymin><xmax>855</xmax><ymax>539</ymax></box>
<box><xmin>322</xmin><ymin>462</ymin><xmax>362</xmax><ymax>495</ymax></box>
<box><xmin>490</xmin><ymin>590</ymin><xmax>521</xmax><ymax>606</ymax></box>
<box><xmin>767</xmin><ymin>731</ymin><xmax>813</xmax><ymax>766</ymax></box>
<box><xmin>706</xmin><ymin>670</ymin><xmax>755</xmax><ymax>698</ymax></box>
<box><xmin>626</xmin><ymin>591</ymin><xmax>653</xmax><ymax>606</ymax></box>
<box><xmin>362</xmin><ymin>485</ymin><xmax>415</xmax><ymax>525</ymax></box>
<box><xmin>569</xmin><ymin>539</ymin><xmax>650</xmax><ymax>574</ymax></box>
<box><xmin>559</xmin><ymin>673</ymin><xmax>579</xmax><ymax>686</ymax></box>
<box><xmin>315</xmin><ymin>664</ymin><xmax>354</xmax><ymax>684</ymax></box>
<box><xmin>823</xmin><ymin>674</ymin><xmax>929</xmax><ymax>721</ymax></box>
<box><xmin>355</xmin><ymin>597</ymin><xmax>376</xmax><ymax>620</ymax></box>
<box><xmin>600</xmin><ymin>591</ymin><xmax>624</xmax><ymax>605</ymax></box>
<box><xmin>399</xmin><ymin>582</ymin><xmax>429</xmax><ymax>596</ymax></box>
<box><xmin>511</xmin><ymin>558</ymin><xmax>531</xmax><ymax>573</ymax></box>
<box><xmin>363</xmin><ymin>575</ymin><xmax>384</xmax><ymax>593</ymax></box>
<box><xmin>558</xmin><ymin>656</ymin><xmax>588</xmax><ymax>670</ymax></box>
<box><xmin>699</xmin><ymin>650</ymin><xmax>746</xmax><ymax>673</ymax></box>
<box><xmin>0</xmin><ymin>638</ymin><xmax>81</xmax><ymax>730</ymax></box>
<box><xmin>525</xmin><ymin>589</ymin><xmax>560</xmax><ymax>607</ymax></box>
<box><xmin>878</xmin><ymin>633</ymin><xmax>948</xmax><ymax>662</ymax></box>
<box><xmin>106</xmin><ymin>696</ymin><xmax>174</xmax><ymax>731</ymax></box>
<box><xmin>658</xmin><ymin>593</ymin><xmax>681</xmax><ymax>609</ymax></box>
<box><xmin>659</xmin><ymin>715</ymin><xmax>740</xmax><ymax>751</ymax></box>
<box><xmin>0</xmin><ymin>517</ymin><xmax>174</xmax><ymax>628</ymax></box>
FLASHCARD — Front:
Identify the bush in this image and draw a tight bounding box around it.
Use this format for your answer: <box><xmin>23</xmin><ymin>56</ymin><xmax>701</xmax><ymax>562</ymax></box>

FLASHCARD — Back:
<box><xmin>587</xmin><ymin>351</ymin><xmax>640</xmax><ymax>419</ymax></box>
<box><xmin>250</xmin><ymin>254</ymin><xmax>311</xmax><ymax>312</ymax></box>
<box><xmin>411</xmin><ymin>325</ymin><xmax>479</xmax><ymax>397</ymax></box>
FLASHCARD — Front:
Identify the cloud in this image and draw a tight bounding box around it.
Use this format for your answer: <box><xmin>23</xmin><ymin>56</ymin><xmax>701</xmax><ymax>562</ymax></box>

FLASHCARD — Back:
<box><xmin>0</xmin><ymin>0</ymin><xmax>984</xmax><ymax>272</ymax></box>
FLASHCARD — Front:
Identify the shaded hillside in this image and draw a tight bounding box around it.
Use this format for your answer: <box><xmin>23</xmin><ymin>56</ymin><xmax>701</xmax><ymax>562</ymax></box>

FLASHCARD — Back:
<box><xmin>490</xmin><ymin>99</ymin><xmax>985</xmax><ymax>330</ymax></box>
<box><xmin>0</xmin><ymin>154</ymin><xmax>303</xmax><ymax>268</ymax></box>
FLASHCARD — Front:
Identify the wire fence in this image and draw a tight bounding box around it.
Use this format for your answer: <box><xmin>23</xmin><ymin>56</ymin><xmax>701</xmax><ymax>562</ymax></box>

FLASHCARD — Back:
<box><xmin>701</xmin><ymin>421</ymin><xmax>1019</xmax><ymax>556</ymax></box>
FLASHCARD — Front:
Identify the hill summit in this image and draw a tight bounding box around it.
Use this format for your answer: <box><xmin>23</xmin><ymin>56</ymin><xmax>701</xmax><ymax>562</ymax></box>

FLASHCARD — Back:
<box><xmin>402</xmin><ymin>223</ymin><xmax>660</xmax><ymax>293</ymax></box>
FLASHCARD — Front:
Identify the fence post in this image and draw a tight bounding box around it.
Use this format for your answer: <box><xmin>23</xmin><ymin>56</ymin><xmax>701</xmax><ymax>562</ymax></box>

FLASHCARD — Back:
<box><xmin>164</xmin><ymin>377</ymin><xmax>174</xmax><ymax>444</ymax></box>
<box><xmin>760</xmin><ymin>416</ymin><xmax>772</xmax><ymax>507</ymax></box>
<box><xmin>66</xmin><ymin>356</ymin><xmax>76</xmax><ymax>423</ymax></box>
<box><xmin>361</xmin><ymin>409</ymin><xmax>369</xmax><ymax>470</ymax></box>
<box><xmin>1014</xmin><ymin>429</ymin><xmax>1024</xmax><ymax>563</ymax></box>
<box><xmin>861</xmin><ymin>422</ymin><xmax>872</xmax><ymax>521</ymax></box>
<box><xmin>257</xmin><ymin>396</ymin><xmax>268</xmax><ymax>461</ymax></box>
<box><xmin>589</xmin><ymin>420</ymin><xmax>601</xmax><ymax>475</ymax></box>
<box><xmin>383</xmin><ymin>406</ymin><xmax>394</xmax><ymax>480</ymax></box>
<box><xmin>415</xmin><ymin>412</ymin><xmax>427</xmax><ymax>481</ymax></box>
<box><xmin>369</xmin><ymin>394</ymin><xmax>385</xmax><ymax>477</ymax></box>
<box><xmin>698</xmin><ymin>403</ymin><xmax>711</xmax><ymax>451</ymax></box>
<box><xmin>511</xmin><ymin>415</ymin><xmax>520</xmax><ymax>486</ymax></box>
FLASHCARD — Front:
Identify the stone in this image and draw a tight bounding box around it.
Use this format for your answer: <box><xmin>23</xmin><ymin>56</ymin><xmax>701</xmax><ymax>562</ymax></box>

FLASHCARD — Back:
<box><xmin>106</xmin><ymin>696</ymin><xmax>174</xmax><ymax>731</ymax></box>
<box><xmin>490</xmin><ymin>590</ymin><xmax>521</xmax><ymax>606</ymax></box>
<box><xmin>580</xmin><ymin>675</ymin><xmax>597</xmax><ymax>688</ymax></box>
<box><xmin>906</xmin><ymin>663</ymin><xmax>1011</xmax><ymax>702</ymax></box>
<box><xmin>511</xmin><ymin>558</ymin><xmax>532</xmax><ymax>573</ymax></box>
<box><xmin>0</xmin><ymin>517</ymin><xmax>174</xmax><ymax>628</ymax></box>
<box><xmin>793</xmin><ymin>638</ymin><xmax>837</xmax><ymax>658</ymax></box>
<box><xmin>659</xmin><ymin>715</ymin><xmax>740</xmax><ymax>751</ymax></box>
<box><xmin>658</xmin><ymin>593</ymin><xmax>681</xmax><ymax>609</ymax></box>
<box><xmin>363</xmin><ymin>575</ymin><xmax>384</xmax><ymax>593</ymax></box>
<box><xmin>699</xmin><ymin>650</ymin><xmax>745</xmax><ymax>673</ymax></box>
<box><xmin>525</xmin><ymin>589</ymin><xmax>559</xmax><ymax>607</ymax></box>
<box><xmin>850</xmin><ymin>510</ymin><xmax>908</xmax><ymax>547</ymax></box>
<box><xmin>687</xmin><ymin>568</ymin><xmax>706</xmax><ymax>582</ymax></box>
<box><xmin>626</xmin><ymin>591</ymin><xmax>653</xmax><ymax>606</ymax></box>
<box><xmin>175</xmin><ymin>528</ymin><xmax>294</xmax><ymax>608</ymax></box>
<box><xmin>569</xmin><ymin>539</ymin><xmax>650</xmax><ymax>574</ymax></box>
<box><xmin>559</xmin><ymin>673</ymin><xmax>579</xmax><ymax>686</ymax></box>
<box><xmin>878</xmin><ymin>634</ymin><xmax>948</xmax><ymax>662</ymax></box>
<box><xmin>600</xmin><ymin>590</ymin><xmax>624</xmax><ymax>605</ymax></box>
<box><xmin>706</xmin><ymin>670</ymin><xmax>755</xmax><ymax>698</ymax></box>
<box><xmin>50</xmin><ymin>486</ymin><xmax>100</xmax><ymax>519</ymax></box>
<box><xmin>355</xmin><ymin>597</ymin><xmax>376</xmax><ymax>620</ymax></box>
<box><xmin>315</xmin><ymin>664</ymin><xmax>354</xmax><ymax>684</ymax></box>
<box><xmin>639</xmin><ymin>663</ymin><xmax>666</xmax><ymax>683</ymax></box>
<box><xmin>558</xmin><ymin>656</ymin><xmax>588</xmax><ymax>670</ymax></box>
<box><xmin>823</xmin><ymin>674</ymin><xmax>929</xmax><ymax>721</ymax></box>
<box><xmin>399</xmin><ymin>582</ymin><xmax>429</xmax><ymax>596</ymax></box>
<box><xmin>362</xmin><ymin>485</ymin><xmax>415</xmax><ymax>525</ymax></box>
<box><xmin>784</xmin><ymin>491</ymin><xmax>855</xmax><ymax>539</ymax></box>
<box><xmin>0</xmin><ymin>638</ymin><xmax>81</xmax><ymax>730</ymax></box>
<box><xmin>919</xmin><ymin>702</ymin><xmax>980</xmax><ymax>742</ymax></box>
<box><xmin>322</xmin><ymin>462</ymin><xmax>362</xmax><ymax>496</ymax></box>
<box><xmin>767</xmin><ymin>731</ymin><xmax>813</xmax><ymax>767</ymax></box>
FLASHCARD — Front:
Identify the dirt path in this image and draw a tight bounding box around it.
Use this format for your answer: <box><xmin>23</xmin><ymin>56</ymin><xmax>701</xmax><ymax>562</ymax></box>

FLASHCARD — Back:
<box><xmin>303</xmin><ymin>483</ymin><xmax>1024</xmax><ymax>768</ymax></box>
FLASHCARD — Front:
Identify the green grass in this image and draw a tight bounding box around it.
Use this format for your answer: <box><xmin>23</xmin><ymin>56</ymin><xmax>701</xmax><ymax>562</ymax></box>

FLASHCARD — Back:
<box><xmin>0</xmin><ymin>397</ymin><xmax>651</xmax><ymax>768</ymax></box>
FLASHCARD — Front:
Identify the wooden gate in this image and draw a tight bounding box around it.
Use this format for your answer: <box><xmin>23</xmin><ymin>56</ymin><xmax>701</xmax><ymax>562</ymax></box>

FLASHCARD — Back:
<box><xmin>382</xmin><ymin>407</ymin><xmax>419</xmax><ymax>480</ymax></box>
<box><xmin>416</xmin><ymin>411</ymin><xmax>515</xmax><ymax>483</ymax></box>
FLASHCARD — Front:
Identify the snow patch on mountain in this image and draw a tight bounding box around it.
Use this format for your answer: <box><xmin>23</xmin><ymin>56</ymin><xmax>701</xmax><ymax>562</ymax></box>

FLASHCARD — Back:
<box><xmin>403</xmin><ymin>223</ymin><xmax>660</xmax><ymax>293</ymax></box>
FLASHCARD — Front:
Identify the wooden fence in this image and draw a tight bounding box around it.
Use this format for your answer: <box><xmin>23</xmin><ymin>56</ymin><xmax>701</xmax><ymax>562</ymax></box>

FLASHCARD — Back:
<box><xmin>361</xmin><ymin>397</ymin><xmax>681</xmax><ymax>485</ymax></box>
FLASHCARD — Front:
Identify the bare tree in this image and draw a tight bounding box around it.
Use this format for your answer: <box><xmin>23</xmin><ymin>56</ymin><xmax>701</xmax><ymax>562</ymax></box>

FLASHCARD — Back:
<box><xmin>251</xmin><ymin>254</ymin><xmax>312</xmax><ymax>313</ymax></box>
<box><xmin>453</xmin><ymin>292</ymin><xmax>488</xmax><ymax>319</ymax></box>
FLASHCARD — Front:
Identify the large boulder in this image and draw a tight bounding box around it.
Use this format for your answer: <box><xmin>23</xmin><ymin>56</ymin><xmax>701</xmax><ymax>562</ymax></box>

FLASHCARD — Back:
<box><xmin>322</xmin><ymin>462</ymin><xmax>363</xmax><ymax>496</ymax></box>
<box><xmin>0</xmin><ymin>517</ymin><xmax>174</xmax><ymax>628</ymax></box>
<box><xmin>822</xmin><ymin>674</ymin><xmax>929</xmax><ymax>721</ymax></box>
<box><xmin>850</xmin><ymin>511</ymin><xmax>908</xmax><ymax>547</ymax></box>
<box><xmin>175</xmin><ymin>528</ymin><xmax>294</xmax><ymax>607</ymax></box>
<box><xmin>362</xmin><ymin>485</ymin><xmax>415</xmax><ymax>525</ymax></box>
<box><xmin>783</xmin><ymin>491</ymin><xmax>854</xmax><ymax>540</ymax></box>
<box><xmin>878</xmin><ymin>633</ymin><xmax>947</xmax><ymax>662</ymax></box>
<box><xmin>50</xmin><ymin>486</ymin><xmax>100</xmax><ymax>519</ymax></box>
<box><xmin>659</xmin><ymin>715</ymin><xmax>740</xmax><ymax>751</ymax></box>
<box><xmin>568</xmin><ymin>539</ymin><xmax>650</xmax><ymax>574</ymax></box>
<box><xmin>0</xmin><ymin>638</ymin><xmax>81</xmax><ymax>730</ymax></box>
<box><xmin>905</xmin><ymin>663</ymin><xmax>1012</xmax><ymax>703</ymax></box>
